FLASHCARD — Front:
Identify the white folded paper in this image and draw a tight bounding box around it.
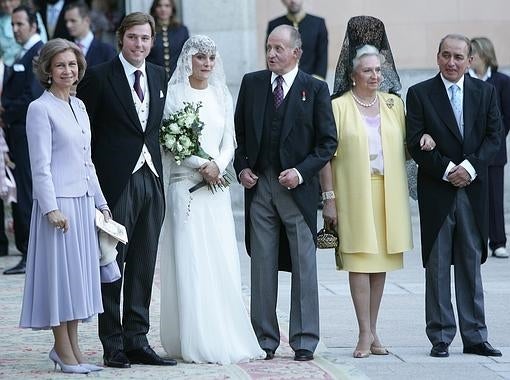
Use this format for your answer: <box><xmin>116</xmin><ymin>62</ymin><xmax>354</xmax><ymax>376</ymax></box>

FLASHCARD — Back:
<box><xmin>95</xmin><ymin>209</ymin><xmax>128</xmax><ymax>244</ymax></box>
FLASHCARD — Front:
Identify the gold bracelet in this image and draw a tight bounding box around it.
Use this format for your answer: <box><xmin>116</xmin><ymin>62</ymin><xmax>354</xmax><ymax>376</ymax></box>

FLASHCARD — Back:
<box><xmin>321</xmin><ymin>191</ymin><xmax>335</xmax><ymax>200</ymax></box>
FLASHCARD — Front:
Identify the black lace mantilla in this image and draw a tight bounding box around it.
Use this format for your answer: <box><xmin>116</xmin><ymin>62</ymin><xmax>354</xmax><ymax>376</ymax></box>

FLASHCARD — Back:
<box><xmin>332</xmin><ymin>15</ymin><xmax>401</xmax><ymax>98</ymax></box>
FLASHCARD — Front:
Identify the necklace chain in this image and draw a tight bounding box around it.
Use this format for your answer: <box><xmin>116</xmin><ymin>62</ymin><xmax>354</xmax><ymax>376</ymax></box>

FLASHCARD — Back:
<box><xmin>351</xmin><ymin>91</ymin><xmax>377</xmax><ymax>107</ymax></box>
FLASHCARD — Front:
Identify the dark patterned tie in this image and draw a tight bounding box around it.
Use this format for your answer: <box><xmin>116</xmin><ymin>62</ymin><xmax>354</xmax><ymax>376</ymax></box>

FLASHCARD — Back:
<box><xmin>133</xmin><ymin>70</ymin><xmax>144</xmax><ymax>102</ymax></box>
<box><xmin>273</xmin><ymin>75</ymin><xmax>284</xmax><ymax>108</ymax></box>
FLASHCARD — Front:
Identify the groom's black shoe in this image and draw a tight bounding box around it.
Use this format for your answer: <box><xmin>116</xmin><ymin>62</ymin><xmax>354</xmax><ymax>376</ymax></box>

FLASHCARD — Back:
<box><xmin>263</xmin><ymin>349</ymin><xmax>275</xmax><ymax>360</ymax></box>
<box><xmin>125</xmin><ymin>346</ymin><xmax>177</xmax><ymax>366</ymax></box>
<box><xmin>104</xmin><ymin>350</ymin><xmax>131</xmax><ymax>368</ymax></box>
<box><xmin>3</xmin><ymin>258</ymin><xmax>26</xmax><ymax>275</ymax></box>
<box><xmin>430</xmin><ymin>342</ymin><xmax>449</xmax><ymax>358</ymax></box>
<box><xmin>294</xmin><ymin>349</ymin><xmax>314</xmax><ymax>361</ymax></box>
<box><xmin>463</xmin><ymin>342</ymin><xmax>502</xmax><ymax>357</ymax></box>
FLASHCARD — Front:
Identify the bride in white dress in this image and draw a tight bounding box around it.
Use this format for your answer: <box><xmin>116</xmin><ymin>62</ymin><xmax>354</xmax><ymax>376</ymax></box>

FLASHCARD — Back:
<box><xmin>159</xmin><ymin>35</ymin><xmax>265</xmax><ymax>364</ymax></box>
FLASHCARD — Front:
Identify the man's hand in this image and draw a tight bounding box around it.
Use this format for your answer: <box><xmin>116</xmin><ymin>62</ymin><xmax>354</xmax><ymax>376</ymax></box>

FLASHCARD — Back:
<box><xmin>278</xmin><ymin>168</ymin><xmax>299</xmax><ymax>189</ymax></box>
<box><xmin>447</xmin><ymin>165</ymin><xmax>471</xmax><ymax>187</ymax></box>
<box><xmin>239</xmin><ymin>168</ymin><xmax>259</xmax><ymax>189</ymax></box>
<box><xmin>420</xmin><ymin>133</ymin><xmax>436</xmax><ymax>151</ymax></box>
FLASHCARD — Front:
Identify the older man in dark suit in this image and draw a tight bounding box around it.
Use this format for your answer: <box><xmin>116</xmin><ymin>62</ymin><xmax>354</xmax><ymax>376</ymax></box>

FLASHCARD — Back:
<box><xmin>77</xmin><ymin>12</ymin><xmax>175</xmax><ymax>368</ymax></box>
<box><xmin>406</xmin><ymin>34</ymin><xmax>503</xmax><ymax>358</ymax></box>
<box><xmin>1</xmin><ymin>5</ymin><xmax>43</xmax><ymax>275</ymax></box>
<box><xmin>234</xmin><ymin>25</ymin><xmax>337</xmax><ymax>362</ymax></box>
<box><xmin>64</xmin><ymin>0</ymin><xmax>116</xmax><ymax>67</ymax></box>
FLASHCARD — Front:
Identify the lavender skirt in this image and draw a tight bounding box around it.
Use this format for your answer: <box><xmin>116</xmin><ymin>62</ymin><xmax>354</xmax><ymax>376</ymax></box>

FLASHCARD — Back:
<box><xmin>20</xmin><ymin>196</ymin><xmax>103</xmax><ymax>329</ymax></box>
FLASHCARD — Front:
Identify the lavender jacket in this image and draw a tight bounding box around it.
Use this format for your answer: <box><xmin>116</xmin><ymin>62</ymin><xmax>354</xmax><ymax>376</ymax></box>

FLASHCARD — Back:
<box><xmin>26</xmin><ymin>90</ymin><xmax>107</xmax><ymax>215</ymax></box>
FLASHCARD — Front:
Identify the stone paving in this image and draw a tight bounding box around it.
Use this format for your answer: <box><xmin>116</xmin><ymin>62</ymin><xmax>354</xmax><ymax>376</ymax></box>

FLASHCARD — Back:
<box><xmin>0</xmin><ymin>160</ymin><xmax>509</xmax><ymax>379</ymax></box>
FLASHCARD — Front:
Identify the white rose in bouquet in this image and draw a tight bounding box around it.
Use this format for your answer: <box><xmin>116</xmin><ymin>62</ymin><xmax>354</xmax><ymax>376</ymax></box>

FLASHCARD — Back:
<box><xmin>179</xmin><ymin>135</ymin><xmax>192</xmax><ymax>149</ymax></box>
<box><xmin>168</xmin><ymin>123</ymin><xmax>180</xmax><ymax>134</ymax></box>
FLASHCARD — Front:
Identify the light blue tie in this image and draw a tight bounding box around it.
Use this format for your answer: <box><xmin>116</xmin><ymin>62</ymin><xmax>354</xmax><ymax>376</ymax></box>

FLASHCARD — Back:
<box><xmin>449</xmin><ymin>84</ymin><xmax>463</xmax><ymax>136</ymax></box>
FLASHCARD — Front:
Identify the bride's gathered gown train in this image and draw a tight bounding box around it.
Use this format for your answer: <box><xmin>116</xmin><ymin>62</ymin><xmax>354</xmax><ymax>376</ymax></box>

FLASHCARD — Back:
<box><xmin>159</xmin><ymin>85</ymin><xmax>265</xmax><ymax>364</ymax></box>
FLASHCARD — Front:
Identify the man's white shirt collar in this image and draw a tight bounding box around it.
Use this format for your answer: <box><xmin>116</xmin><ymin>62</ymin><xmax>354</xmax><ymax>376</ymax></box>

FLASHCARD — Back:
<box><xmin>271</xmin><ymin>65</ymin><xmax>299</xmax><ymax>96</ymax></box>
<box><xmin>440</xmin><ymin>73</ymin><xmax>465</xmax><ymax>93</ymax></box>
<box><xmin>22</xmin><ymin>34</ymin><xmax>42</xmax><ymax>52</ymax></box>
<box><xmin>119</xmin><ymin>52</ymin><xmax>146</xmax><ymax>78</ymax></box>
<box><xmin>76</xmin><ymin>31</ymin><xmax>94</xmax><ymax>52</ymax></box>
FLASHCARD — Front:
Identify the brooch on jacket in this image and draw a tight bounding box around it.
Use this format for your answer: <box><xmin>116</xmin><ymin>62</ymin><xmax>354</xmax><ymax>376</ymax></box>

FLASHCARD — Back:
<box><xmin>301</xmin><ymin>90</ymin><xmax>306</xmax><ymax>102</ymax></box>
<box><xmin>385</xmin><ymin>98</ymin><xmax>394</xmax><ymax>109</ymax></box>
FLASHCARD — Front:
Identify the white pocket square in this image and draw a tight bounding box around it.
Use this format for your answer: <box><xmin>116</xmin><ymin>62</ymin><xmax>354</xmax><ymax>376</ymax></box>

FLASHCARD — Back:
<box><xmin>13</xmin><ymin>64</ymin><xmax>25</xmax><ymax>72</ymax></box>
<box><xmin>159</xmin><ymin>90</ymin><xmax>164</xmax><ymax>98</ymax></box>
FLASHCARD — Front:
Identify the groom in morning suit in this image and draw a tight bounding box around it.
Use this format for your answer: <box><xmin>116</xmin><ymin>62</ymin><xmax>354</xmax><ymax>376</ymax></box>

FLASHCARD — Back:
<box><xmin>234</xmin><ymin>25</ymin><xmax>337</xmax><ymax>361</ymax></box>
<box><xmin>406</xmin><ymin>34</ymin><xmax>503</xmax><ymax>358</ymax></box>
<box><xmin>77</xmin><ymin>12</ymin><xmax>175</xmax><ymax>368</ymax></box>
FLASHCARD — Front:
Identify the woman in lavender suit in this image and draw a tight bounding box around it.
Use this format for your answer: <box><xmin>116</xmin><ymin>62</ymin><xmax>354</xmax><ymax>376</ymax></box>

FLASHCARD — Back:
<box><xmin>19</xmin><ymin>39</ymin><xmax>111</xmax><ymax>374</ymax></box>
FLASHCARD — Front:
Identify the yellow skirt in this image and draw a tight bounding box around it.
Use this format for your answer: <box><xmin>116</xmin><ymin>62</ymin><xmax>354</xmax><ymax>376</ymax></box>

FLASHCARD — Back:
<box><xmin>338</xmin><ymin>176</ymin><xmax>403</xmax><ymax>273</ymax></box>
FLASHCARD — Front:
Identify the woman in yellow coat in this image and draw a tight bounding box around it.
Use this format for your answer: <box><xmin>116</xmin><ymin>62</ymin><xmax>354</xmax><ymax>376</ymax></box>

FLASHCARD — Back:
<box><xmin>320</xmin><ymin>16</ymin><xmax>435</xmax><ymax>358</ymax></box>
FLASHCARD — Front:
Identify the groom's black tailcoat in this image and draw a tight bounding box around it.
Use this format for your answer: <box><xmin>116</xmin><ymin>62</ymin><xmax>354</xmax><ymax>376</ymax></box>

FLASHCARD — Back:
<box><xmin>77</xmin><ymin>56</ymin><xmax>167</xmax><ymax>352</ymax></box>
<box><xmin>77</xmin><ymin>57</ymin><xmax>166</xmax><ymax>206</ymax></box>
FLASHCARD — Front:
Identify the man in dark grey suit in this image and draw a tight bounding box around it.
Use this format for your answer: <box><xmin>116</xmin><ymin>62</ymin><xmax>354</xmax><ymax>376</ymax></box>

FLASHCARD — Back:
<box><xmin>406</xmin><ymin>34</ymin><xmax>503</xmax><ymax>358</ymax></box>
<box><xmin>77</xmin><ymin>12</ymin><xmax>175</xmax><ymax>368</ymax></box>
<box><xmin>234</xmin><ymin>25</ymin><xmax>337</xmax><ymax>362</ymax></box>
<box><xmin>1</xmin><ymin>5</ymin><xmax>43</xmax><ymax>275</ymax></box>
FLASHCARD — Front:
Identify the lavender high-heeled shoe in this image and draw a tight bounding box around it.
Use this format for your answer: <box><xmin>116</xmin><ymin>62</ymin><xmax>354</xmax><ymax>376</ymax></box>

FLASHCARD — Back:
<box><xmin>49</xmin><ymin>349</ymin><xmax>90</xmax><ymax>374</ymax></box>
<box><xmin>79</xmin><ymin>362</ymin><xmax>103</xmax><ymax>371</ymax></box>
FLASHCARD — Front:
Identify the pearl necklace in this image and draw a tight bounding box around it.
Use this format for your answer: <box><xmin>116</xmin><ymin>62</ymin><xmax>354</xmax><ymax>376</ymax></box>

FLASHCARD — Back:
<box><xmin>351</xmin><ymin>91</ymin><xmax>377</xmax><ymax>107</ymax></box>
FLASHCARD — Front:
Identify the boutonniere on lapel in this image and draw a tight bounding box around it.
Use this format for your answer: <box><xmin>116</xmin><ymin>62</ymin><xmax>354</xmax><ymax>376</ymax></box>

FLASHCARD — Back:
<box><xmin>78</xmin><ymin>101</ymin><xmax>86</xmax><ymax>112</ymax></box>
<box><xmin>301</xmin><ymin>90</ymin><xmax>306</xmax><ymax>102</ymax></box>
<box><xmin>385</xmin><ymin>98</ymin><xmax>394</xmax><ymax>109</ymax></box>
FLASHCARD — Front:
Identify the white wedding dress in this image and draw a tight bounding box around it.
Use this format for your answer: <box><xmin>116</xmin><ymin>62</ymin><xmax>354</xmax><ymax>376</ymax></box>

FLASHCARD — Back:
<box><xmin>159</xmin><ymin>85</ymin><xmax>265</xmax><ymax>364</ymax></box>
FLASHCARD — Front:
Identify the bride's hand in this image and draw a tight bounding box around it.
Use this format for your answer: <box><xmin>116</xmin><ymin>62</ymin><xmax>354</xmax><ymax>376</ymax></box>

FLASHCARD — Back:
<box><xmin>199</xmin><ymin>161</ymin><xmax>220</xmax><ymax>183</ymax></box>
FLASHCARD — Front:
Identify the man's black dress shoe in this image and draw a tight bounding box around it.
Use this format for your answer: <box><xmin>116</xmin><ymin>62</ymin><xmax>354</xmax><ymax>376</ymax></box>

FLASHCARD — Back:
<box><xmin>294</xmin><ymin>349</ymin><xmax>314</xmax><ymax>361</ymax></box>
<box><xmin>104</xmin><ymin>350</ymin><xmax>131</xmax><ymax>368</ymax></box>
<box><xmin>3</xmin><ymin>258</ymin><xmax>26</xmax><ymax>275</ymax></box>
<box><xmin>263</xmin><ymin>349</ymin><xmax>275</xmax><ymax>360</ymax></box>
<box><xmin>125</xmin><ymin>346</ymin><xmax>177</xmax><ymax>366</ymax></box>
<box><xmin>430</xmin><ymin>342</ymin><xmax>449</xmax><ymax>357</ymax></box>
<box><xmin>463</xmin><ymin>342</ymin><xmax>502</xmax><ymax>357</ymax></box>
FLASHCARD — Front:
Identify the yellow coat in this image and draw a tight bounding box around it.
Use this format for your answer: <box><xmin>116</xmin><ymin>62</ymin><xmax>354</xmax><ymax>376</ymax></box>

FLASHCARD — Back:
<box><xmin>331</xmin><ymin>91</ymin><xmax>413</xmax><ymax>254</ymax></box>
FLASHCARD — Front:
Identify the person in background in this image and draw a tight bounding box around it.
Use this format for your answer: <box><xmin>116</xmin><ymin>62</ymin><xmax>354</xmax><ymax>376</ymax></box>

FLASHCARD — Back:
<box><xmin>469</xmin><ymin>37</ymin><xmax>510</xmax><ymax>259</ymax></box>
<box><xmin>19</xmin><ymin>37</ymin><xmax>110</xmax><ymax>374</ymax></box>
<box><xmin>406</xmin><ymin>34</ymin><xmax>503</xmax><ymax>358</ymax></box>
<box><xmin>320</xmin><ymin>15</ymin><xmax>421</xmax><ymax>358</ymax></box>
<box><xmin>36</xmin><ymin>0</ymin><xmax>79</xmax><ymax>40</ymax></box>
<box><xmin>146</xmin><ymin>0</ymin><xmax>188</xmax><ymax>79</ymax></box>
<box><xmin>267</xmin><ymin>0</ymin><xmax>327</xmax><ymax>80</ymax></box>
<box><xmin>1</xmin><ymin>5</ymin><xmax>43</xmax><ymax>275</ymax></box>
<box><xmin>64</xmin><ymin>0</ymin><xmax>115</xmax><ymax>68</ymax></box>
<box><xmin>0</xmin><ymin>0</ymin><xmax>47</xmax><ymax>67</ymax></box>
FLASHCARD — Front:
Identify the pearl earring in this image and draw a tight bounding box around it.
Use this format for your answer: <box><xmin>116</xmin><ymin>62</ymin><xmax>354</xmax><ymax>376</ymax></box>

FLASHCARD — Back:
<box><xmin>352</xmin><ymin>80</ymin><xmax>356</xmax><ymax>87</ymax></box>
<box><xmin>48</xmin><ymin>77</ymin><xmax>52</xmax><ymax>84</ymax></box>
